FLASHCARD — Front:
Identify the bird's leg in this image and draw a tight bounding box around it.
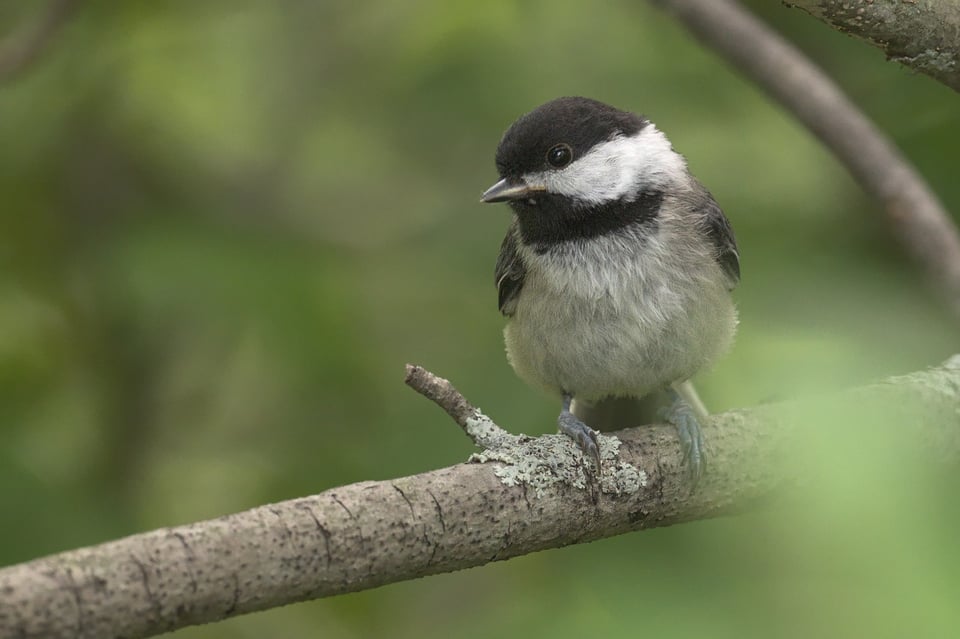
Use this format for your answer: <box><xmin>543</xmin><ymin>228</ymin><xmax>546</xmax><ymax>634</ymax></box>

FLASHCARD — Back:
<box><xmin>557</xmin><ymin>392</ymin><xmax>601</xmax><ymax>469</ymax></box>
<box><xmin>664</xmin><ymin>380</ymin><xmax>707</xmax><ymax>485</ymax></box>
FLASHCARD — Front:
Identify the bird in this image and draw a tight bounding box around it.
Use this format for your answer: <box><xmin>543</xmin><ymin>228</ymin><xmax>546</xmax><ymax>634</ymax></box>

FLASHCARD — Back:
<box><xmin>480</xmin><ymin>96</ymin><xmax>739</xmax><ymax>482</ymax></box>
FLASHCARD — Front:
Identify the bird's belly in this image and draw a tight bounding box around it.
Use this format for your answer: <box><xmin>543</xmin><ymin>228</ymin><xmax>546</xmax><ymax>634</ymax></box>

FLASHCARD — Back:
<box><xmin>504</xmin><ymin>276</ymin><xmax>735</xmax><ymax>400</ymax></box>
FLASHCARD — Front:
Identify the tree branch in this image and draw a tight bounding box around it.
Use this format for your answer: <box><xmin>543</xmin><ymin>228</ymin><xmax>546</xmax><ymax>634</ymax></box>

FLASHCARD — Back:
<box><xmin>404</xmin><ymin>364</ymin><xmax>512</xmax><ymax>449</ymax></box>
<box><xmin>651</xmin><ymin>0</ymin><xmax>960</xmax><ymax>317</ymax></box>
<box><xmin>2</xmin><ymin>358</ymin><xmax>959</xmax><ymax>639</ymax></box>
<box><xmin>785</xmin><ymin>0</ymin><xmax>960</xmax><ymax>93</ymax></box>
<box><xmin>0</xmin><ymin>0</ymin><xmax>80</xmax><ymax>83</ymax></box>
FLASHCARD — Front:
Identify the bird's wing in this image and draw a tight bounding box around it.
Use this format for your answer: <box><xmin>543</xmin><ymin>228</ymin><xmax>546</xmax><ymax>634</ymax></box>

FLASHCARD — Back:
<box><xmin>494</xmin><ymin>222</ymin><xmax>527</xmax><ymax>316</ymax></box>
<box><xmin>700</xmin><ymin>194</ymin><xmax>740</xmax><ymax>288</ymax></box>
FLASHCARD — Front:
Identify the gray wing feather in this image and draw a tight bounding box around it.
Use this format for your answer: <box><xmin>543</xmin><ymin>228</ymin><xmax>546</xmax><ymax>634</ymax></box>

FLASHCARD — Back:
<box><xmin>699</xmin><ymin>194</ymin><xmax>740</xmax><ymax>287</ymax></box>
<box><xmin>494</xmin><ymin>222</ymin><xmax>527</xmax><ymax>316</ymax></box>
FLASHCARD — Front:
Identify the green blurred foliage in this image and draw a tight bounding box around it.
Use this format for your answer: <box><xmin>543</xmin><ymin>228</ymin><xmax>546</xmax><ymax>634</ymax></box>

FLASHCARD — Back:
<box><xmin>1</xmin><ymin>0</ymin><xmax>959</xmax><ymax>637</ymax></box>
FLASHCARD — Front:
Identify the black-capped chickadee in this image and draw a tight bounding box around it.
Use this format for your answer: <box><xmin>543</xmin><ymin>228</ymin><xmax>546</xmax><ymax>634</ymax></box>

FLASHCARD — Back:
<box><xmin>481</xmin><ymin>97</ymin><xmax>739</xmax><ymax>481</ymax></box>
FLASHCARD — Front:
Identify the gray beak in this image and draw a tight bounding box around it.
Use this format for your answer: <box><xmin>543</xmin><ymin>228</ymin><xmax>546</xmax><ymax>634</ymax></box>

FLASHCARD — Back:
<box><xmin>480</xmin><ymin>178</ymin><xmax>545</xmax><ymax>203</ymax></box>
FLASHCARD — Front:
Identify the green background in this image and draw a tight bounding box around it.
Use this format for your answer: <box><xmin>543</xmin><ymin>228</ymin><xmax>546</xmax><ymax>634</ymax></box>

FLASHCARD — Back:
<box><xmin>2</xmin><ymin>1</ymin><xmax>958</xmax><ymax>637</ymax></box>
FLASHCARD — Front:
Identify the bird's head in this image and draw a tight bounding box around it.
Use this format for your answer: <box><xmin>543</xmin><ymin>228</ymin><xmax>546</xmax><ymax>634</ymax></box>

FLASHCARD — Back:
<box><xmin>481</xmin><ymin>97</ymin><xmax>688</xmax><ymax>246</ymax></box>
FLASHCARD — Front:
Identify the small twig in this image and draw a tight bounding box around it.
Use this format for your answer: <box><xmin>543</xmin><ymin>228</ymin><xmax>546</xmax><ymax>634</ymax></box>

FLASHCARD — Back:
<box><xmin>651</xmin><ymin>0</ymin><xmax>960</xmax><ymax>317</ymax></box>
<box><xmin>406</xmin><ymin>365</ymin><xmax>644</xmax><ymax>495</ymax></box>
<box><xmin>0</xmin><ymin>0</ymin><xmax>81</xmax><ymax>83</ymax></box>
<box><xmin>404</xmin><ymin>364</ymin><xmax>480</xmax><ymax>432</ymax></box>
<box><xmin>404</xmin><ymin>364</ymin><xmax>510</xmax><ymax>449</ymax></box>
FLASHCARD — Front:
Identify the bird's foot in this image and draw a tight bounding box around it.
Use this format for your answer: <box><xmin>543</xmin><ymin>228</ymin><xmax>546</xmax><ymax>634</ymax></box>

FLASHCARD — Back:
<box><xmin>662</xmin><ymin>395</ymin><xmax>705</xmax><ymax>486</ymax></box>
<box><xmin>557</xmin><ymin>410</ymin><xmax>601</xmax><ymax>470</ymax></box>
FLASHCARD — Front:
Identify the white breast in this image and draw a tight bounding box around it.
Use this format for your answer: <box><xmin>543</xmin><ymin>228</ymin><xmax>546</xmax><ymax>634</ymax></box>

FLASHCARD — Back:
<box><xmin>503</xmin><ymin>220</ymin><xmax>737</xmax><ymax>401</ymax></box>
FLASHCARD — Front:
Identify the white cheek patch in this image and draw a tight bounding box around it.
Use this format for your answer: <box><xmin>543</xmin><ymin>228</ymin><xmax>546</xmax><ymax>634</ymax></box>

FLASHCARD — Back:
<box><xmin>523</xmin><ymin>124</ymin><xmax>687</xmax><ymax>205</ymax></box>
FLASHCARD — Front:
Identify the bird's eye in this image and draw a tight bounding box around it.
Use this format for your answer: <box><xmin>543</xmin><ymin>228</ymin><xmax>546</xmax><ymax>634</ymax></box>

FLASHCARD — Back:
<box><xmin>546</xmin><ymin>143</ymin><xmax>573</xmax><ymax>169</ymax></box>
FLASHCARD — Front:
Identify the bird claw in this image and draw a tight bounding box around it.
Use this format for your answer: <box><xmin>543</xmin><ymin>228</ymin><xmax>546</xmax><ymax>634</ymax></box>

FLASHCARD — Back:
<box><xmin>661</xmin><ymin>400</ymin><xmax>705</xmax><ymax>486</ymax></box>
<box><xmin>557</xmin><ymin>411</ymin><xmax>602</xmax><ymax>470</ymax></box>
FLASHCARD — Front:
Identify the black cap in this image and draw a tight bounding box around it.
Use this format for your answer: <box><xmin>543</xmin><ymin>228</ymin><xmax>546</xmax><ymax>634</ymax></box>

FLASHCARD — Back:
<box><xmin>494</xmin><ymin>97</ymin><xmax>648</xmax><ymax>179</ymax></box>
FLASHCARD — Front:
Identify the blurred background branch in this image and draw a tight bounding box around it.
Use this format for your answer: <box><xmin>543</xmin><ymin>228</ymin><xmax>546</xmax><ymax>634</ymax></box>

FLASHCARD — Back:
<box><xmin>652</xmin><ymin>0</ymin><xmax>960</xmax><ymax>317</ymax></box>
<box><xmin>786</xmin><ymin>0</ymin><xmax>960</xmax><ymax>93</ymax></box>
<box><xmin>0</xmin><ymin>0</ymin><xmax>80</xmax><ymax>83</ymax></box>
<box><xmin>3</xmin><ymin>358</ymin><xmax>959</xmax><ymax>639</ymax></box>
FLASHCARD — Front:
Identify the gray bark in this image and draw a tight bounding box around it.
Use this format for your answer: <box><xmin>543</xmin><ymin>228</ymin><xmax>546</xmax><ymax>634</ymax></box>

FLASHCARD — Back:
<box><xmin>786</xmin><ymin>0</ymin><xmax>960</xmax><ymax>92</ymax></box>
<box><xmin>1</xmin><ymin>358</ymin><xmax>959</xmax><ymax>639</ymax></box>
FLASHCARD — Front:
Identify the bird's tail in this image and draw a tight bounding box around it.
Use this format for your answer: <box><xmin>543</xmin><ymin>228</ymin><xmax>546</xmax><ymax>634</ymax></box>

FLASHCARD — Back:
<box><xmin>573</xmin><ymin>379</ymin><xmax>712</xmax><ymax>432</ymax></box>
<box><xmin>571</xmin><ymin>393</ymin><xmax>669</xmax><ymax>433</ymax></box>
